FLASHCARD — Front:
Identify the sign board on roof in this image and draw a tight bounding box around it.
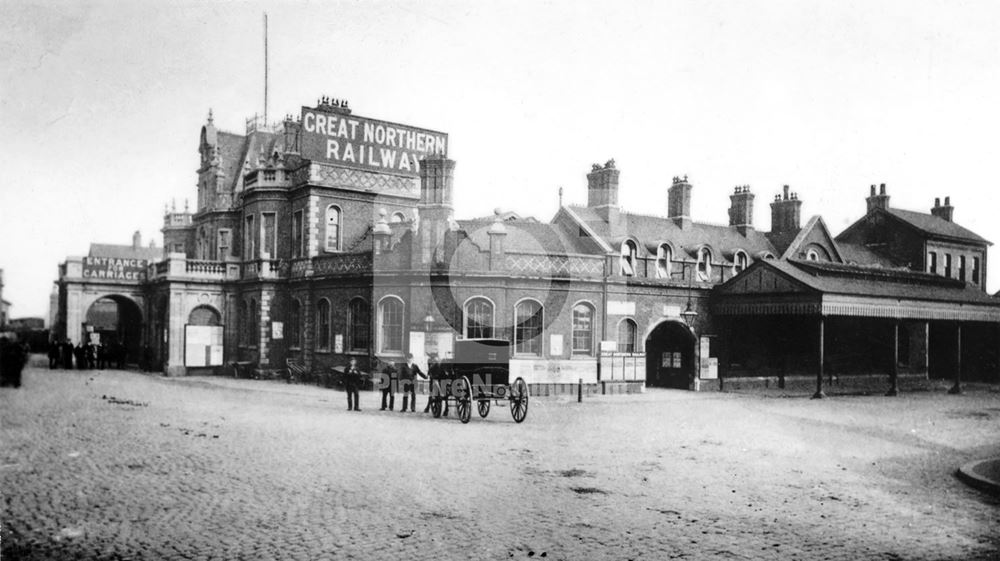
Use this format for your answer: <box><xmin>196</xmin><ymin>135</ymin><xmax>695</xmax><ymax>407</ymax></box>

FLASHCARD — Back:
<box><xmin>82</xmin><ymin>257</ymin><xmax>147</xmax><ymax>281</ymax></box>
<box><xmin>300</xmin><ymin>107</ymin><xmax>448</xmax><ymax>177</ymax></box>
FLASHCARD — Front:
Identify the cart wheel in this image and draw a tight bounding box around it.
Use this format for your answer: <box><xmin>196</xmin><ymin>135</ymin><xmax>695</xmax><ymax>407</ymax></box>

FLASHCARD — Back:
<box><xmin>477</xmin><ymin>399</ymin><xmax>491</xmax><ymax>418</ymax></box>
<box><xmin>430</xmin><ymin>396</ymin><xmax>442</xmax><ymax>418</ymax></box>
<box><xmin>510</xmin><ymin>377</ymin><xmax>528</xmax><ymax>423</ymax></box>
<box><xmin>456</xmin><ymin>376</ymin><xmax>472</xmax><ymax>424</ymax></box>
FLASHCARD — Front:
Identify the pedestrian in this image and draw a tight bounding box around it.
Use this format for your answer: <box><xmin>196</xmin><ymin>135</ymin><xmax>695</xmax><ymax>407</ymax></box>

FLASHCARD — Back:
<box><xmin>48</xmin><ymin>341</ymin><xmax>59</xmax><ymax>369</ymax></box>
<box><xmin>423</xmin><ymin>353</ymin><xmax>448</xmax><ymax>416</ymax></box>
<box><xmin>343</xmin><ymin>357</ymin><xmax>362</xmax><ymax>412</ymax></box>
<box><xmin>85</xmin><ymin>341</ymin><xmax>96</xmax><ymax>369</ymax></box>
<box><xmin>74</xmin><ymin>342</ymin><xmax>86</xmax><ymax>370</ymax></box>
<box><xmin>0</xmin><ymin>338</ymin><xmax>25</xmax><ymax>388</ymax></box>
<box><xmin>398</xmin><ymin>353</ymin><xmax>427</xmax><ymax>413</ymax></box>
<box><xmin>61</xmin><ymin>339</ymin><xmax>73</xmax><ymax>369</ymax></box>
<box><xmin>379</xmin><ymin>358</ymin><xmax>396</xmax><ymax>411</ymax></box>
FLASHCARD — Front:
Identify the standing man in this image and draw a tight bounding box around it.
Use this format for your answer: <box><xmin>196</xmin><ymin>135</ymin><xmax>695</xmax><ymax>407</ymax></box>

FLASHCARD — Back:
<box><xmin>343</xmin><ymin>357</ymin><xmax>362</xmax><ymax>412</ymax></box>
<box><xmin>423</xmin><ymin>353</ymin><xmax>448</xmax><ymax>416</ymax></box>
<box><xmin>47</xmin><ymin>341</ymin><xmax>59</xmax><ymax>369</ymax></box>
<box><xmin>379</xmin><ymin>358</ymin><xmax>397</xmax><ymax>411</ymax></box>
<box><xmin>398</xmin><ymin>353</ymin><xmax>427</xmax><ymax>413</ymax></box>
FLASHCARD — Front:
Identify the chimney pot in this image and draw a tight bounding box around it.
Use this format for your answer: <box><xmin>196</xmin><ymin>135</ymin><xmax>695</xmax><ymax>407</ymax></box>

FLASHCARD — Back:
<box><xmin>783</xmin><ymin>185</ymin><xmax>790</xmax><ymax>200</ymax></box>
<box><xmin>870</xmin><ymin>185</ymin><xmax>876</xmax><ymax>196</ymax></box>
<box><xmin>945</xmin><ymin>196</ymin><xmax>950</xmax><ymax>206</ymax></box>
<box><xmin>934</xmin><ymin>197</ymin><xmax>940</xmax><ymax>207</ymax></box>
<box><xmin>879</xmin><ymin>183</ymin><xmax>886</xmax><ymax>195</ymax></box>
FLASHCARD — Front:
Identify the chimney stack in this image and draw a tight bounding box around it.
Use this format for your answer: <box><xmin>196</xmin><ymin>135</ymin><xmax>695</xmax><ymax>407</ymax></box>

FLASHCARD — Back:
<box><xmin>728</xmin><ymin>185</ymin><xmax>754</xmax><ymax>236</ymax></box>
<box><xmin>586</xmin><ymin>159</ymin><xmax>620</xmax><ymax>223</ymax></box>
<box><xmin>132</xmin><ymin>230</ymin><xmax>142</xmax><ymax>249</ymax></box>
<box><xmin>770</xmin><ymin>185</ymin><xmax>802</xmax><ymax>235</ymax></box>
<box><xmin>931</xmin><ymin>196</ymin><xmax>954</xmax><ymax>222</ymax></box>
<box><xmin>668</xmin><ymin>175</ymin><xmax>693</xmax><ymax>229</ymax></box>
<box><xmin>866</xmin><ymin>183</ymin><xmax>890</xmax><ymax>213</ymax></box>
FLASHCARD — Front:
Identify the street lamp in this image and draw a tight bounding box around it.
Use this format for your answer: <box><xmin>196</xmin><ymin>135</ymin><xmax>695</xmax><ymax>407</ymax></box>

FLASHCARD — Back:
<box><xmin>680</xmin><ymin>298</ymin><xmax>698</xmax><ymax>326</ymax></box>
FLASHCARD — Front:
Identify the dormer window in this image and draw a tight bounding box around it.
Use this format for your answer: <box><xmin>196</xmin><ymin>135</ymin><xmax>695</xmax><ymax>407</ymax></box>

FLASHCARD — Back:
<box><xmin>806</xmin><ymin>248</ymin><xmax>820</xmax><ymax>261</ymax></box>
<box><xmin>620</xmin><ymin>240</ymin><xmax>638</xmax><ymax>277</ymax></box>
<box><xmin>656</xmin><ymin>244</ymin><xmax>672</xmax><ymax>279</ymax></box>
<box><xmin>696</xmin><ymin>247</ymin><xmax>712</xmax><ymax>282</ymax></box>
<box><xmin>733</xmin><ymin>250</ymin><xmax>749</xmax><ymax>273</ymax></box>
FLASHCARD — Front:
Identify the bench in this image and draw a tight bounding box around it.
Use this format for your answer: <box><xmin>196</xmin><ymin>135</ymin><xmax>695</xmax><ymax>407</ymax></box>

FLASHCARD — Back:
<box><xmin>286</xmin><ymin>359</ymin><xmax>309</xmax><ymax>384</ymax></box>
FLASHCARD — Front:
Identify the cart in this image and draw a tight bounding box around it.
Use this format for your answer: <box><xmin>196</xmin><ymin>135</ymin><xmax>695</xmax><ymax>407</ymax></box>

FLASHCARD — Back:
<box><xmin>430</xmin><ymin>338</ymin><xmax>528</xmax><ymax>424</ymax></box>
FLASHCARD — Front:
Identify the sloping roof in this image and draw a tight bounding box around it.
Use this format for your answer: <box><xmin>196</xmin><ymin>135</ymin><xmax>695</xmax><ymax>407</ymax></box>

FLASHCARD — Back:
<box><xmin>458</xmin><ymin>218</ymin><xmax>598</xmax><ymax>255</ymax></box>
<box><xmin>836</xmin><ymin>242</ymin><xmax>901</xmax><ymax>267</ymax></box>
<box><xmin>777</xmin><ymin>216</ymin><xmax>844</xmax><ymax>262</ymax></box>
<box><xmin>886</xmin><ymin>208</ymin><xmax>990</xmax><ymax>245</ymax></box>
<box><xmin>216</xmin><ymin>131</ymin><xmax>247</xmax><ymax>191</ymax></box>
<box><xmin>567</xmin><ymin>205</ymin><xmax>777</xmax><ymax>261</ymax></box>
<box><xmin>763</xmin><ymin>259</ymin><xmax>997</xmax><ymax>305</ymax></box>
<box><xmin>88</xmin><ymin>244</ymin><xmax>163</xmax><ymax>262</ymax></box>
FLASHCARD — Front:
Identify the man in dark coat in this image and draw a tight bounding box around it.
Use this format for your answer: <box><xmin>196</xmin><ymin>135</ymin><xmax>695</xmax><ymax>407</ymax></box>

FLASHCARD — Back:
<box><xmin>398</xmin><ymin>353</ymin><xmax>427</xmax><ymax>413</ymax></box>
<box><xmin>343</xmin><ymin>357</ymin><xmax>362</xmax><ymax>412</ymax></box>
<box><xmin>423</xmin><ymin>354</ymin><xmax>449</xmax><ymax>416</ymax></box>
<box><xmin>379</xmin><ymin>359</ymin><xmax>397</xmax><ymax>411</ymax></box>
<box><xmin>0</xmin><ymin>338</ymin><xmax>25</xmax><ymax>388</ymax></box>
<box><xmin>48</xmin><ymin>341</ymin><xmax>60</xmax><ymax>369</ymax></box>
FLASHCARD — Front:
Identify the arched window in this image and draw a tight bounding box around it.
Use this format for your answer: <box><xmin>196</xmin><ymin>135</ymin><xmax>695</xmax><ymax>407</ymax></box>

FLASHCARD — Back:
<box><xmin>390</xmin><ymin>212</ymin><xmax>406</xmax><ymax>223</ymax></box>
<box><xmin>189</xmin><ymin>305</ymin><xmax>221</xmax><ymax>326</ymax></box>
<box><xmin>316</xmin><ymin>299</ymin><xmax>330</xmax><ymax>350</ymax></box>
<box><xmin>806</xmin><ymin>248</ymin><xmax>819</xmax><ymax>261</ymax></box>
<box><xmin>514</xmin><ymin>299</ymin><xmax>543</xmax><ymax>355</ymax></box>
<box><xmin>325</xmin><ymin>205</ymin><xmax>342</xmax><ymax>252</ymax></box>
<box><xmin>378</xmin><ymin>297</ymin><xmax>405</xmax><ymax>354</ymax></box>
<box><xmin>288</xmin><ymin>299</ymin><xmax>301</xmax><ymax>348</ymax></box>
<box><xmin>655</xmin><ymin>244</ymin><xmax>672</xmax><ymax>279</ymax></box>
<box><xmin>617</xmin><ymin>319</ymin><xmax>637</xmax><ymax>353</ymax></box>
<box><xmin>697</xmin><ymin>247</ymin><xmax>712</xmax><ymax>282</ymax></box>
<box><xmin>348</xmin><ymin>297</ymin><xmax>370</xmax><ymax>351</ymax></box>
<box><xmin>733</xmin><ymin>250</ymin><xmax>749</xmax><ymax>273</ymax></box>
<box><xmin>620</xmin><ymin>240</ymin><xmax>638</xmax><ymax>276</ymax></box>
<box><xmin>464</xmin><ymin>297</ymin><xmax>494</xmax><ymax>339</ymax></box>
<box><xmin>571</xmin><ymin>303</ymin><xmax>594</xmax><ymax>355</ymax></box>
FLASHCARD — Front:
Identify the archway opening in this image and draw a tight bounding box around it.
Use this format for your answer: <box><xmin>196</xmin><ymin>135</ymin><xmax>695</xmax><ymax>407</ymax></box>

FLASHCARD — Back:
<box><xmin>645</xmin><ymin>320</ymin><xmax>696</xmax><ymax>389</ymax></box>
<box><xmin>84</xmin><ymin>295</ymin><xmax>143</xmax><ymax>366</ymax></box>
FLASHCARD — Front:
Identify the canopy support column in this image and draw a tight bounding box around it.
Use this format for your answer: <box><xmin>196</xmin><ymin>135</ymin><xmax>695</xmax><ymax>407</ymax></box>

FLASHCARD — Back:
<box><xmin>811</xmin><ymin>316</ymin><xmax>826</xmax><ymax>399</ymax></box>
<box><xmin>886</xmin><ymin>320</ymin><xmax>899</xmax><ymax>396</ymax></box>
<box><xmin>948</xmin><ymin>322</ymin><xmax>963</xmax><ymax>394</ymax></box>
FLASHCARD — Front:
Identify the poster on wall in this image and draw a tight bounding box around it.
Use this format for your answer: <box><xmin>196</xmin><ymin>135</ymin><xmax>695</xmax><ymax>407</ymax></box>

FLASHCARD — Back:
<box><xmin>272</xmin><ymin>322</ymin><xmax>283</xmax><ymax>340</ymax></box>
<box><xmin>334</xmin><ymin>334</ymin><xmax>344</xmax><ymax>353</ymax></box>
<box><xmin>185</xmin><ymin>325</ymin><xmax>224</xmax><ymax>367</ymax></box>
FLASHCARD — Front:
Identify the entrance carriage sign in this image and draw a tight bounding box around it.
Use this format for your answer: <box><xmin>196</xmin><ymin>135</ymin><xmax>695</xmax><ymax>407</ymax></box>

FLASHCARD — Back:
<box><xmin>82</xmin><ymin>257</ymin><xmax>147</xmax><ymax>281</ymax></box>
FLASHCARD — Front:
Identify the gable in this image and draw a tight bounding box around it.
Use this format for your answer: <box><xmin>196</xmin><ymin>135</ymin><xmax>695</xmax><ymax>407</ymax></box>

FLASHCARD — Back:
<box><xmin>781</xmin><ymin>216</ymin><xmax>843</xmax><ymax>262</ymax></box>
<box><xmin>718</xmin><ymin>265</ymin><xmax>810</xmax><ymax>295</ymax></box>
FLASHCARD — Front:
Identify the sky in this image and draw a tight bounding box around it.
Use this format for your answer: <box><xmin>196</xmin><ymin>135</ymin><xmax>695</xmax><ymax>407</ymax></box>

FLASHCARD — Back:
<box><xmin>3</xmin><ymin>0</ymin><xmax>1000</xmax><ymax>319</ymax></box>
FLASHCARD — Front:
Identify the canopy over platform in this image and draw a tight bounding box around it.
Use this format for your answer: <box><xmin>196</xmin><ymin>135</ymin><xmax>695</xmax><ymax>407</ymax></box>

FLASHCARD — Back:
<box><xmin>713</xmin><ymin>259</ymin><xmax>1000</xmax><ymax>322</ymax></box>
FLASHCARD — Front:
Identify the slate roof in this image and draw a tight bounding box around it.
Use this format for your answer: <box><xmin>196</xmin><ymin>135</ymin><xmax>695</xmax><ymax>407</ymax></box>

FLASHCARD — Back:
<box><xmin>88</xmin><ymin>244</ymin><xmax>163</xmax><ymax>262</ymax></box>
<box><xmin>458</xmin><ymin>218</ymin><xmax>597</xmax><ymax>255</ymax></box>
<box><xmin>763</xmin><ymin>259</ymin><xmax>998</xmax><ymax>305</ymax></box>
<box><xmin>567</xmin><ymin>205</ymin><xmax>777</xmax><ymax>261</ymax></box>
<box><xmin>886</xmin><ymin>208</ymin><xmax>990</xmax><ymax>245</ymax></box>
<box><xmin>835</xmin><ymin>242</ymin><xmax>900</xmax><ymax>267</ymax></box>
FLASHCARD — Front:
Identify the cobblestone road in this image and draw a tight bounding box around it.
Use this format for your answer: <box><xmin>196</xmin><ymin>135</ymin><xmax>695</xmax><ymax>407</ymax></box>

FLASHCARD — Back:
<box><xmin>2</xmin><ymin>362</ymin><xmax>999</xmax><ymax>560</ymax></box>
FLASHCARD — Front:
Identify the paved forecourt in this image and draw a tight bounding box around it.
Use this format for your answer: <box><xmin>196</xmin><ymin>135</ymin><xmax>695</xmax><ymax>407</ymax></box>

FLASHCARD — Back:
<box><xmin>2</xmin><ymin>364</ymin><xmax>999</xmax><ymax>560</ymax></box>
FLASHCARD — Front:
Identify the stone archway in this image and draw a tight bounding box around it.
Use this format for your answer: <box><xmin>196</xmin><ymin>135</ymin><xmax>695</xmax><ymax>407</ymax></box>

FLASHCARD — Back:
<box><xmin>84</xmin><ymin>294</ymin><xmax>143</xmax><ymax>365</ymax></box>
<box><xmin>645</xmin><ymin>320</ymin><xmax>697</xmax><ymax>389</ymax></box>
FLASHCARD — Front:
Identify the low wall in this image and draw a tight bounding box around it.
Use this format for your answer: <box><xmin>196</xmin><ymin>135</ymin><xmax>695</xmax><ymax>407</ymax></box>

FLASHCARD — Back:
<box><xmin>716</xmin><ymin>372</ymin><xmax>932</xmax><ymax>394</ymax></box>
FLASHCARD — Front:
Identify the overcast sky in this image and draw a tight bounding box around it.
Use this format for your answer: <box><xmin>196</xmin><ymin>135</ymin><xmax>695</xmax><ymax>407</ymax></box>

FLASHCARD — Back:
<box><xmin>3</xmin><ymin>0</ymin><xmax>1000</xmax><ymax>319</ymax></box>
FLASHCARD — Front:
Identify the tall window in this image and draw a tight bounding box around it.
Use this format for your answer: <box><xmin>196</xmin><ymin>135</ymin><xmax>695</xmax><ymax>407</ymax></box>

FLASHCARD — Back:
<box><xmin>288</xmin><ymin>299</ymin><xmax>301</xmax><ymax>348</ymax></box>
<box><xmin>325</xmin><ymin>205</ymin><xmax>342</xmax><ymax>252</ymax></box>
<box><xmin>262</xmin><ymin>212</ymin><xmax>276</xmax><ymax>258</ymax></box>
<box><xmin>620</xmin><ymin>240</ymin><xmax>638</xmax><ymax>276</ymax></box>
<box><xmin>316</xmin><ymin>299</ymin><xmax>331</xmax><ymax>350</ymax></box>
<box><xmin>617</xmin><ymin>319</ymin><xmax>637</xmax><ymax>353</ymax></box>
<box><xmin>348</xmin><ymin>298</ymin><xmax>370</xmax><ymax>351</ymax></box>
<box><xmin>571</xmin><ymin>303</ymin><xmax>594</xmax><ymax>355</ymax></box>
<box><xmin>959</xmin><ymin>255</ymin><xmax>967</xmax><ymax>281</ymax></box>
<box><xmin>927</xmin><ymin>251</ymin><xmax>937</xmax><ymax>274</ymax></box>
<box><xmin>944</xmin><ymin>254</ymin><xmax>952</xmax><ymax>278</ymax></box>
<box><xmin>697</xmin><ymin>247</ymin><xmax>712</xmax><ymax>282</ymax></box>
<box><xmin>464</xmin><ymin>297</ymin><xmax>494</xmax><ymax>339</ymax></box>
<box><xmin>379</xmin><ymin>297</ymin><xmax>404</xmax><ymax>353</ymax></box>
<box><xmin>217</xmin><ymin>229</ymin><xmax>231</xmax><ymax>259</ymax></box>
<box><xmin>244</xmin><ymin>214</ymin><xmax>255</xmax><ymax>259</ymax></box>
<box><xmin>292</xmin><ymin>210</ymin><xmax>303</xmax><ymax>258</ymax></box>
<box><xmin>973</xmin><ymin>256</ymin><xmax>981</xmax><ymax>285</ymax></box>
<box><xmin>655</xmin><ymin>244</ymin><xmax>672</xmax><ymax>279</ymax></box>
<box><xmin>514</xmin><ymin>300</ymin><xmax>543</xmax><ymax>355</ymax></box>
<box><xmin>734</xmin><ymin>250</ymin><xmax>749</xmax><ymax>272</ymax></box>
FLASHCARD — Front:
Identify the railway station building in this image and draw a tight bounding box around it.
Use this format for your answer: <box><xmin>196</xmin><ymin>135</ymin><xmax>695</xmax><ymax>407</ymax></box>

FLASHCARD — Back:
<box><xmin>56</xmin><ymin>99</ymin><xmax>1000</xmax><ymax>392</ymax></box>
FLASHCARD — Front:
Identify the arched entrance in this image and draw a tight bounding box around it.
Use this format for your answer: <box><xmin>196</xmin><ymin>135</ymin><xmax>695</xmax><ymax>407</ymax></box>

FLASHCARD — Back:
<box><xmin>645</xmin><ymin>320</ymin><xmax>696</xmax><ymax>389</ymax></box>
<box><xmin>84</xmin><ymin>295</ymin><xmax>143</xmax><ymax>366</ymax></box>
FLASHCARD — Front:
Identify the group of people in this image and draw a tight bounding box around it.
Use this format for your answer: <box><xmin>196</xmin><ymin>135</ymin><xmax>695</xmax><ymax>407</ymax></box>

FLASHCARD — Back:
<box><xmin>47</xmin><ymin>339</ymin><xmax>127</xmax><ymax>370</ymax></box>
<box><xmin>340</xmin><ymin>353</ymin><xmax>448</xmax><ymax>415</ymax></box>
<box><xmin>0</xmin><ymin>337</ymin><xmax>29</xmax><ymax>388</ymax></box>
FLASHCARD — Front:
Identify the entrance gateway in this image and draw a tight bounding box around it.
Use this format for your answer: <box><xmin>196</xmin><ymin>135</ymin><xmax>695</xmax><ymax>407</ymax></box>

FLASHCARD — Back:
<box><xmin>645</xmin><ymin>320</ymin><xmax>696</xmax><ymax>389</ymax></box>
